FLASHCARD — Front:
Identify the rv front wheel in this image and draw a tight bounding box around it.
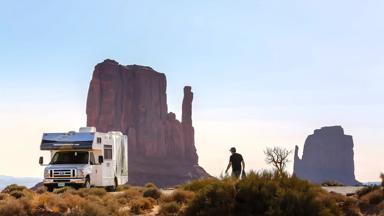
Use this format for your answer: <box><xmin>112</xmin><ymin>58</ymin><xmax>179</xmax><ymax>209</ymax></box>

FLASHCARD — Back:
<box><xmin>84</xmin><ymin>177</ymin><xmax>91</xmax><ymax>189</ymax></box>
<box><xmin>47</xmin><ymin>187</ymin><xmax>54</xmax><ymax>192</ymax></box>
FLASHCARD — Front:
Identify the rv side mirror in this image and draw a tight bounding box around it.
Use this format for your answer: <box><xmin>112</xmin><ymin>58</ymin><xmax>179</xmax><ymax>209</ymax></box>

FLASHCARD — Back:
<box><xmin>98</xmin><ymin>156</ymin><xmax>104</xmax><ymax>164</ymax></box>
<box><xmin>39</xmin><ymin>156</ymin><xmax>43</xmax><ymax>165</ymax></box>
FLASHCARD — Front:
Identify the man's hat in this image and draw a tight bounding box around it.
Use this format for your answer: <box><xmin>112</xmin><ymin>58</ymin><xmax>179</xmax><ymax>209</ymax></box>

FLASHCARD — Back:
<box><xmin>229</xmin><ymin>147</ymin><xmax>236</xmax><ymax>152</ymax></box>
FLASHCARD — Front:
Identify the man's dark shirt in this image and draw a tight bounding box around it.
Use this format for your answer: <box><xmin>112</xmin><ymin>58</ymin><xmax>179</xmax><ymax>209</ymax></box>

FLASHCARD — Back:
<box><xmin>229</xmin><ymin>153</ymin><xmax>243</xmax><ymax>171</ymax></box>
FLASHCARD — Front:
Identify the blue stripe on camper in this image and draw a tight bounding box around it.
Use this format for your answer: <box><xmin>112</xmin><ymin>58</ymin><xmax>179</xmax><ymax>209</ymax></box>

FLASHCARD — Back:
<box><xmin>40</xmin><ymin>132</ymin><xmax>95</xmax><ymax>150</ymax></box>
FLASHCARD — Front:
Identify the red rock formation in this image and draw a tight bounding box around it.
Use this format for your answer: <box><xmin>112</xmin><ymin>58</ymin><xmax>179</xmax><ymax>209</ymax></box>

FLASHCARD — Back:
<box><xmin>86</xmin><ymin>59</ymin><xmax>209</xmax><ymax>186</ymax></box>
<box><xmin>294</xmin><ymin>126</ymin><xmax>360</xmax><ymax>186</ymax></box>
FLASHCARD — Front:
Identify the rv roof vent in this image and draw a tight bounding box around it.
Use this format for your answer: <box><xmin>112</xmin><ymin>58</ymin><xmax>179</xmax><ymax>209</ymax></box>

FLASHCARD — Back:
<box><xmin>79</xmin><ymin>127</ymin><xmax>96</xmax><ymax>133</ymax></box>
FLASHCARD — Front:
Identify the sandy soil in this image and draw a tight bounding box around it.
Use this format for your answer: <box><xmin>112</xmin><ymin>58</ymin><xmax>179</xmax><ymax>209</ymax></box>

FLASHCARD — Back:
<box><xmin>322</xmin><ymin>186</ymin><xmax>365</xmax><ymax>195</ymax></box>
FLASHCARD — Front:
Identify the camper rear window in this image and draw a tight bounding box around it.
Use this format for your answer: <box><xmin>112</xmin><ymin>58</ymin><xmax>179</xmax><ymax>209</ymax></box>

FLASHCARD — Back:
<box><xmin>104</xmin><ymin>145</ymin><xmax>112</xmax><ymax>160</ymax></box>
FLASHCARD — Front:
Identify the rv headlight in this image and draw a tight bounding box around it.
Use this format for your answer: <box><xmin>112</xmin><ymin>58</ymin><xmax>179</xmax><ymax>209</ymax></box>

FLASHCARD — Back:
<box><xmin>77</xmin><ymin>169</ymin><xmax>84</xmax><ymax>178</ymax></box>
<box><xmin>44</xmin><ymin>169</ymin><xmax>50</xmax><ymax>178</ymax></box>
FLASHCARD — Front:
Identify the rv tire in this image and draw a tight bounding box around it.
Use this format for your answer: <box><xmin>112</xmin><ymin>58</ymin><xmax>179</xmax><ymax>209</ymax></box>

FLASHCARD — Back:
<box><xmin>84</xmin><ymin>177</ymin><xmax>91</xmax><ymax>189</ymax></box>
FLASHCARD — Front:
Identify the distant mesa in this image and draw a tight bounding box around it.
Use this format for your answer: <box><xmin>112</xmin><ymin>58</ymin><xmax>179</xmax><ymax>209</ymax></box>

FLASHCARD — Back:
<box><xmin>294</xmin><ymin>126</ymin><xmax>360</xmax><ymax>186</ymax></box>
<box><xmin>86</xmin><ymin>59</ymin><xmax>210</xmax><ymax>187</ymax></box>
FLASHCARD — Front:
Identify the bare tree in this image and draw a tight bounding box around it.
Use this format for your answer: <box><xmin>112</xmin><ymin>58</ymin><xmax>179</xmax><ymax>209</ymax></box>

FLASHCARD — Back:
<box><xmin>264</xmin><ymin>146</ymin><xmax>292</xmax><ymax>175</ymax></box>
<box><xmin>380</xmin><ymin>173</ymin><xmax>384</xmax><ymax>188</ymax></box>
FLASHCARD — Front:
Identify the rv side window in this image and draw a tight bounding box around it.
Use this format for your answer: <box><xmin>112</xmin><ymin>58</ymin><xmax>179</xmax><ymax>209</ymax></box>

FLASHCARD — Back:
<box><xmin>97</xmin><ymin>137</ymin><xmax>102</xmax><ymax>144</ymax></box>
<box><xmin>104</xmin><ymin>145</ymin><xmax>112</xmax><ymax>160</ymax></box>
<box><xmin>90</xmin><ymin>152</ymin><xmax>96</xmax><ymax>165</ymax></box>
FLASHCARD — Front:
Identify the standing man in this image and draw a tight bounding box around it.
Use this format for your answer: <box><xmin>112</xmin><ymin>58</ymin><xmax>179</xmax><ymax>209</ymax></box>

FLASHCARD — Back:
<box><xmin>225</xmin><ymin>147</ymin><xmax>245</xmax><ymax>179</ymax></box>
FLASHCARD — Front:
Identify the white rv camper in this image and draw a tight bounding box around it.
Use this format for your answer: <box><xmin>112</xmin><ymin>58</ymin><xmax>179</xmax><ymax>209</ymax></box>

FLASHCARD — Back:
<box><xmin>39</xmin><ymin>127</ymin><xmax>128</xmax><ymax>192</ymax></box>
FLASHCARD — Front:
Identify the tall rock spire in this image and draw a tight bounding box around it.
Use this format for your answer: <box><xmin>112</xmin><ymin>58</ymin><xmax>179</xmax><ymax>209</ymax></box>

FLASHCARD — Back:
<box><xmin>182</xmin><ymin>86</ymin><xmax>198</xmax><ymax>164</ymax></box>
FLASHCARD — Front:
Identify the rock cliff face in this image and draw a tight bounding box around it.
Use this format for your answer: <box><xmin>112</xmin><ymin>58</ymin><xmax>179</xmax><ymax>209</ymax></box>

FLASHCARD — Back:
<box><xmin>86</xmin><ymin>59</ymin><xmax>209</xmax><ymax>186</ymax></box>
<box><xmin>294</xmin><ymin>126</ymin><xmax>360</xmax><ymax>185</ymax></box>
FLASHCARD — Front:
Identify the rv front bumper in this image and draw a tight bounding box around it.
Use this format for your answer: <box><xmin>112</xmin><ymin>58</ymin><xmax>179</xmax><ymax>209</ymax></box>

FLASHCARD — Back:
<box><xmin>43</xmin><ymin>178</ymin><xmax>85</xmax><ymax>188</ymax></box>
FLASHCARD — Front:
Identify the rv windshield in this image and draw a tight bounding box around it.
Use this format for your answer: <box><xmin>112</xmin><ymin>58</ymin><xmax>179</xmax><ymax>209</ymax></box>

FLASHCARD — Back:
<box><xmin>50</xmin><ymin>151</ymin><xmax>89</xmax><ymax>165</ymax></box>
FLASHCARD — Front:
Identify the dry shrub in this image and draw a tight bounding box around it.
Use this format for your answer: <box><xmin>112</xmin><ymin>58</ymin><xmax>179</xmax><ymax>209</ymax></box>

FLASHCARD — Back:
<box><xmin>341</xmin><ymin>198</ymin><xmax>362</xmax><ymax>216</ymax></box>
<box><xmin>10</xmin><ymin>190</ymin><xmax>25</xmax><ymax>199</ymax></box>
<box><xmin>60</xmin><ymin>193</ymin><xmax>87</xmax><ymax>215</ymax></box>
<box><xmin>162</xmin><ymin>189</ymin><xmax>195</xmax><ymax>204</ymax></box>
<box><xmin>0</xmin><ymin>198</ymin><xmax>27</xmax><ymax>216</ymax></box>
<box><xmin>357</xmin><ymin>185</ymin><xmax>380</xmax><ymax>198</ymax></box>
<box><xmin>81</xmin><ymin>201</ymin><xmax>111</xmax><ymax>216</ymax></box>
<box><xmin>361</xmin><ymin>189</ymin><xmax>384</xmax><ymax>205</ymax></box>
<box><xmin>184</xmin><ymin>179</ymin><xmax>236</xmax><ymax>216</ymax></box>
<box><xmin>159</xmin><ymin>201</ymin><xmax>181</xmax><ymax>216</ymax></box>
<box><xmin>32</xmin><ymin>192</ymin><xmax>66</xmax><ymax>212</ymax></box>
<box><xmin>129</xmin><ymin>197</ymin><xmax>154</xmax><ymax>214</ymax></box>
<box><xmin>116</xmin><ymin>185</ymin><xmax>130</xmax><ymax>191</ymax></box>
<box><xmin>116</xmin><ymin>188</ymin><xmax>142</xmax><ymax>204</ymax></box>
<box><xmin>53</xmin><ymin>186</ymin><xmax>74</xmax><ymax>194</ymax></box>
<box><xmin>183</xmin><ymin>178</ymin><xmax>220</xmax><ymax>192</ymax></box>
<box><xmin>0</xmin><ymin>193</ymin><xmax>9</xmax><ymax>201</ymax></box>
<box><xmin>1</xmin><ymin>184</ymin><xmax>27</xmax><ymax>194</ymax></box>
<box><xmin>145</xmin><ymin>182</ymin><xmax>158</xmax><ymax>189</ymax></box>
<box><xmin>35</xmin><ymin>186</ymin><xmax>47</xmax><ymax>194</ymax></box>
<box><xmin>143</xmin><ymin>187</ymin><xmax>161</xmax><ymax>200</ymax></box>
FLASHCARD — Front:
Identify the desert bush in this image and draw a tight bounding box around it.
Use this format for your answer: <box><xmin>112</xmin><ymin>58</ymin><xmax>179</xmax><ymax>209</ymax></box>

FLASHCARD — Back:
<box><xmin>0</xmin><ymin>198</ymin><xmax>28</xmax><ymax>216</ymax></box>
<box><xmin>182</xmin><ymin>178</ymin><xmax>221</xmax><ymax>192</ymax></box>
<box><xmin>166</xmin><ymin>189</ymin><xmax>195</xmax><ymax>204</ymax></box>
<box><xmin>321</xmin><ymin>180</ymin><xmax>345</xmax><ymax>187</ymax></box>
<box><xmin>357</xmin><ymin>185</ymin><xmax>381</xmax><ymax>198</ymax></box>
<box><xmin>341</xmin><ymin>198</ymin><xmax>361</xmax><ymax>216</ymax></box>
<box><xmin>184</xmin><ymin>180</ymin><xmax>236</xmax><ymax>216</ymax></box>
<box><xmin>361</xmin><ymin>189</ymin><xmax>384</xmax><ymax>205</ymax></box>
<box><xmin>10</xmin><ymin>190</ymin><xmax>25</xmax><ymax>199</ymax></box>
<box><xmin>35</xmin><ymin>186</ymin><xmax>47</xmax><ymax>194</ymax></box>
<box><xmin>116</xmin><ymin>185</ymin><xmax>131</xmax><ymax>191</ymax></box>
<box><xmin>234</xmin><ymin>172</ymin><xmax>342</xmax><ymax>216</ymax></box>
<box><xmin>184</xmin><ymin>171</ymin><xmax>342</xmax><ymax>216</ymax></box>
<box><xmin>145</xmin><ymin>182</ymin><xmax>158</xmax><ymax>189</ymax></box>
<box><xmin>129</xmin><ymin>197</ymin><xmax>154</xmax><ymax>214</ymax></box>
<box><xmin>0</xmin><ymin>193</ymin><xmax>9</xmax><ymax>201</ymax></box>
<box><xmin>159</xmin><ymin>201</ymin><xmax>181</xmax><ymax>216</ymax></box>
<box><xmin>1</xmin><ymin>184</ymin><xmax>27</xmax><ymax>194</ymax></box>
<box><xmin>81</xmin><ymin>201</ymin><xmax>111</xmax><ymax>216</ymax></box>
<box><xmin>116</xmin><ymin>188</ymin><xmax>142</xmax><ymax>205</ymax></box>
<box><xmin>143</xmin><ymin>187</ymin><xmax>161</xmax><ymax>200</ymax></box>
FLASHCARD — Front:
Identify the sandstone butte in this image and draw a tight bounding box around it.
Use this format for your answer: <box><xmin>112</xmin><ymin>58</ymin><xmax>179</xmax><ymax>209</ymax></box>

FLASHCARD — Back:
<box><xmin>86</xmin><ymin>59</ymin><xmax>209</xmax><ymax>186</ymax></box>
<box><xmin>294</xmin><ymin>126</ymin><xmax>360</xmax><ymax>186</ymax></box>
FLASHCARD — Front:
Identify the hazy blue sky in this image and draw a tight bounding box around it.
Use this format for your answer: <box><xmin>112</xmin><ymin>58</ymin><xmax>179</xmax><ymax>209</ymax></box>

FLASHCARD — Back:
<box><xmin>1</xmin><ymin>0</ymin><xmax>383</xmax><ymax>181</ymax></box>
